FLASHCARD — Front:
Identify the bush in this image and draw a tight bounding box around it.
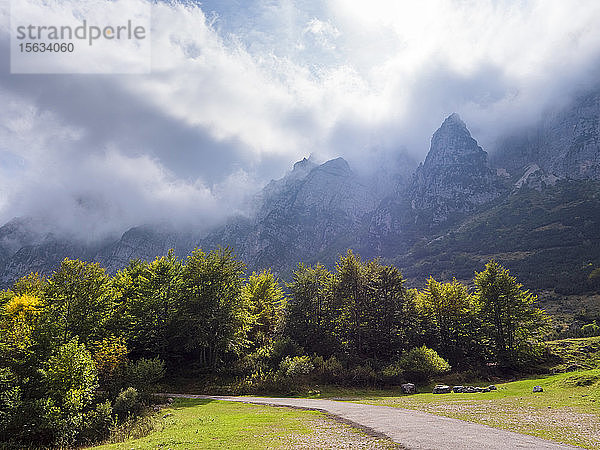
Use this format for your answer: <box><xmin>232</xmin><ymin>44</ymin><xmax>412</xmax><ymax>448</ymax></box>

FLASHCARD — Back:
<box><xmin>279</xmin><ymin>355</ymin><xmax>313</xmax><ymax>379</ymax></box>
<box><xmin>122</xmin><ymin>358</ymin><xmax>165</xmax><ymax>400</ymax></box>
<box><xmin>351</xmin><ymin>364</ymin><xmax>378</xmax><ymax>385</ymax></box>
<box><xmin>113</xmin><ymin>387</ymin><xmax>142</xmax><ymax>421</ymax></box>
<box><xmin>388</xmin><ymin>346</ymin><xmax>451</xmax><ymax>382</ymax></box>
<box><xmin>43</xmin><ymin>339</ymin><xmax>98</xmax><ymax>408</ymax></box>
<box><xmin>79</xmin><ymin>400</ymin><xmax>114</xmax><ymax>443</ymax></box>
<box><xmin>34</xmin><ymin>339</ymin><xmax>99</xmax><ymax>445</ymax></box>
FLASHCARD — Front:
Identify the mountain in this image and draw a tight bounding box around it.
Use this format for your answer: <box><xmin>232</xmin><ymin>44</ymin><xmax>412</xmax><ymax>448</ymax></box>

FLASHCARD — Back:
<box><xmin>364</xmin><ymin>113</ymin><xmax>505</xmax><ymax>256</ymax></box>
<box><xmin>201</xmin><ymin>156</ymin><xmax>383</xmax><ymax>274</ymax></box>
<box><xmin>492</xmin><ymin>89</ymin><xmax>600</xmax><ymax>181</ymax></box>
<box><xmin>94</xmin><ymin>224</ymin><xmax>201</xmax><ymax>274</ymax></box>
<box><xmin>1</xmin><ymin>88</ymin><xmax>600</xmax><ymax>309</ymax></box>
<box><xmin>408</xmin><ymin>113</ymin><xmax>505</xmax><ymax>223</ymax></box>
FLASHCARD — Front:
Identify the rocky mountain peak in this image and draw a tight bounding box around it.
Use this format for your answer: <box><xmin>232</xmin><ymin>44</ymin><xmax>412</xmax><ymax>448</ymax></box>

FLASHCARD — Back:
<box><xmin>409</xmin><ymin>114</ymin><xmax>504</xmax><ymax>223</ymax></box>
<box><xmin>424</xmin><ymin>113</ymin><xmax>487</xmax><ymax>168</ymax></box>
<box><xmin>291</xmin><ymin>156</ymin><xmax>318</xmax><ymax>178</ymax></box>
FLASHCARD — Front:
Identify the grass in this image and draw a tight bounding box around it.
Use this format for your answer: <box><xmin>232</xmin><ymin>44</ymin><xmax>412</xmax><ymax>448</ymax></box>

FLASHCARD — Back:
<box><xmin>91</xmin><ymin>398</ymin><xmax>397</xmax><ymax>449</ymax></box>
<box><xmin>545</xmin><ymin>335</ymin><xmax>600</xmax><ymax>371</ymax></box>
<box><xmin>98</xmin><ymin>336</ymin><xmax>600</xmax><ymax>448</ymax></box>
<box><xmin>349</xmin><ymin>369</ymin><xmax>600</xmax><ymax>449</ymax></box>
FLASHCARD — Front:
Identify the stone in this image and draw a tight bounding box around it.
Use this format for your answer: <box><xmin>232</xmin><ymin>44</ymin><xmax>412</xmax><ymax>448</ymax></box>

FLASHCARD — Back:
<box><xmin>452</xmin><ymin>385</ymin><xmax>466</xmax><ymax>393</ymax></box>
<box><xmin>401</xmin><ymin>383</ymin><xmax>416</xmax><ymax>395</ymax></box>
<box><xmin>433</xmin><ymin>384</ymin><xmax>451</xmax><ymax>394</ymax></box>
<box><xmin>488</xmin><ymin>385</ymin><xmax>497</xmax><ymax>390</ymax></box>
<box><xmin>533</xmin><ymin>386</ymin><xmax>543</xmax><ymax>393</ymax></box>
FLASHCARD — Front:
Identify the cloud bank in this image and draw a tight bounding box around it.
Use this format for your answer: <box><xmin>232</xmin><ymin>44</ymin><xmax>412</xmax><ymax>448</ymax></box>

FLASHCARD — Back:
<box><xmin>1</xmin><ymin>0</ymin><xmax>600</xmax><ymax>239</ymax></box>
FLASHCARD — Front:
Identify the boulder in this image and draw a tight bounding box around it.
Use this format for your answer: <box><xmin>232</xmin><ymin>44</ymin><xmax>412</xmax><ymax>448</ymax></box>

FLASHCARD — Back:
<box><xmin>533</xmin><ymin>385</ymin><xmax>543</xmax><ymax>393</ymax></box>
<box><xmin>465</xmin><ymin>386</ymin><xmax>477</xmax><ymax>393</ymax></box>
<box><xmin>488</xmin><ymin>385</ymin><xmax>497</xmax><ymax>391</ymax></box>
<box><xmin>401</xmin><ymin>383</ymin><xmax>416</xmax><ymax>395</ymax></box>
<box><xmin>452</xmin><ymin>385</ymin><xmax>466</xmax><ymax>393</ymax></box>
<box><xmin>433</xmin><ymin>384</ymin><xmax>451</xmax><ymax>394</ymax></box>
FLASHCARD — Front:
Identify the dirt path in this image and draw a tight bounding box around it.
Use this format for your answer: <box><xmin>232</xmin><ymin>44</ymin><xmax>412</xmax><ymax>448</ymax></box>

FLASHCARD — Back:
<box><xmin>161</xmin><ymin>394</ymin><xmax>577</xmax><ymax>449</ymax></box>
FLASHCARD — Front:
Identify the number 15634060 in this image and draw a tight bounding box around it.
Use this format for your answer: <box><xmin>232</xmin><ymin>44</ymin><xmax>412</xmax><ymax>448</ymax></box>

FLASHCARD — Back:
<box><xmin>19</xmin><ymin>42</ymin><xmax>74</xmax><ymax>53</ymax></box>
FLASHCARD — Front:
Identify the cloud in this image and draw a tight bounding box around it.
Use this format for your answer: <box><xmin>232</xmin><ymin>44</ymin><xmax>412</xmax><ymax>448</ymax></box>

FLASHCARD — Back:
<box><xmin>1</xmin><ymin>0</ymin><xmax>600</xmax><ymax>239</ymax></box>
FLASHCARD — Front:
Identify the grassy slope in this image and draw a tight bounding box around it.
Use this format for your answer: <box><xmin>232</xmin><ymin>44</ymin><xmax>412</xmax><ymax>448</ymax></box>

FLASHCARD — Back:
<box><xmin>544</xmin><ymin>336</ymin><xmax>600</xmax><ymax>371</ymax></box>
<box><xmin>92</xmin><ymin>398</ymin><xmax>397</xmax><ymax>449</ymax></box>
<box><xmin>397</xmin><ymin>180</ymin><xmax>600</xmax><ymax>298</ymax></box>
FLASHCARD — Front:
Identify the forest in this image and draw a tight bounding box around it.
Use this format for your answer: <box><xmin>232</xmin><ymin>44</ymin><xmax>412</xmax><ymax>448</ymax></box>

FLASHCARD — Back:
<box><xmin>0</xmin><ymin>248</ymin><xmax>549</xmax><ymax>447</ymax></box>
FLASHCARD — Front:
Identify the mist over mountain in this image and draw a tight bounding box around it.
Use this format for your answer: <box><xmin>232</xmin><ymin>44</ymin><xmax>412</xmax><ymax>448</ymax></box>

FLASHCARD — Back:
<box><xmin>1</xmin><ymin>83</ymin><xmax>600</xmax><ymax>300</ymax></box>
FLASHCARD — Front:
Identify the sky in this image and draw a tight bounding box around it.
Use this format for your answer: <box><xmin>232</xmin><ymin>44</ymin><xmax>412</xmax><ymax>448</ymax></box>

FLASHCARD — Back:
<box><xmin>1</xmin><ymin>0</ymin><xmax>600</xmax><ymax>240</ymax></box>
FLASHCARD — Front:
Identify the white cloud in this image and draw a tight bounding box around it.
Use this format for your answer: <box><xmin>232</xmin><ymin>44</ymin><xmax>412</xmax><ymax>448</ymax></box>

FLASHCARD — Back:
<box><xmin>1</xmin><ymin>0</ymin><xmax>600</xmax><ymax>237</ymax></box>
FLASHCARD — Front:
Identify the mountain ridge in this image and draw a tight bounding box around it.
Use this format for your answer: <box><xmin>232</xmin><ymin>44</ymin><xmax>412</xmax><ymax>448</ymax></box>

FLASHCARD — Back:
<box><xmin>1</xmin><ymin>89</ymin><xmax>600</xmax><ymax>299</ymax></box>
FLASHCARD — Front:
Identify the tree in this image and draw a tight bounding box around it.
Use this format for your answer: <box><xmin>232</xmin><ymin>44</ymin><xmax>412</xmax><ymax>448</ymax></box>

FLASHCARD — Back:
<box><xmin>242</xmin><ymin>270</ymin><xmax>285</xmax><ymax>349</ymax></box>
<box><xmin>179</xmin><ymin>247</ymin><xmax>246</xmax><ymax>371</ymax></box>
<box><xmin>416</xmin><ymin>278</ymin><xmax>482</xmax><ymax>366</ymax></box>
<box><xmin>285</xmin><ymin>263</ymin><xmax>337</xmax><ymax>356</ymax></box>
<box><xmin>332</xmin><ymin>251</ymin><xmax>407</xmax><ymax>362</ymax></box>
<box><xmin>117</xmin><ymin>252</ymin><xmax>183</xmax><ymax>361</ymax></box>
<box><xmin>39</xmin><ymin>338</ymin><xmax>98</xmax><ymax>444</ymax></box>
<box><xmin>43</xmin><ymin>259</ymin><xmax>115</xmax><ymax>346</ymax></box>
<box><xmin>474</xmin><ymin>260</ymin><xmax>549</xmax><ymax>368</ymax></box>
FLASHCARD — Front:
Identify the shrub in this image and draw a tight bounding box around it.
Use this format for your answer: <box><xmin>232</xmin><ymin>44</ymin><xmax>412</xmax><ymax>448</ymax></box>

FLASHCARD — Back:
<box><xmin>43</xmin><ymin>339</ymin><xmax>98</xmax><ymax>407</ymax></box>
<box><xmin>122</xmin><ymin>358</ymin><xmax>165</xmax><ymax>400</ymax></box>
<box><xmin>279</xmin><ymin>355</ymin><xmax>313</xmax><ymax>379</ymax></box>
<box><xmin>34</xmin><ymin>339</ymin><xmax>100</xmax><ymax>445</ymax></box>
<box><xmin>393</xmin><ymin>346</ymin><xmax>451</xmax><ymax>382</ymax></box>
<box><xmin>113</xmin><ymin>387</ymin><xmax>142</xmax><ymax>421</ymax></box>
<box><xmin>79</xmin><ymin>400</ymin><xmax>114</xmax><ymax>443</ymax></box>
<box><xmin>351</xmin><ymin>364</ymin><xmax>378</xmax><ymax>385</ymax></box>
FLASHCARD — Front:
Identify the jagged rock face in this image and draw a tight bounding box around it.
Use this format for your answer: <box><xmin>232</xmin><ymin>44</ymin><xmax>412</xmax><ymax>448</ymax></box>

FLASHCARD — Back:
<box><xmin>408</xmin><ymin>113</ymin><xmax>503</xmax><ymax>223</ymax></box>
<box><xmin>493</xmin><ymin>89</ymin><xmax>600</xmax><ymax>180</ymax></box>
<box><xmin>0</xmin><ymin>218</ymin><xmax>101</xmax><ymax>285</ymax></box>
<box><xmin>202</xmin><ymin>157</ymin><xmax>378</xmax><ymax>273</ymax></box>
<box><xmin>0</xmin><ymin>218</ymin><xmax>44</xmax><ymax>266</ymax></box>
<box><xmin>364</xmin><ymin>114</ymin><xmax>504</xmax><ymax>255</ymax></box>
<box><xmin>94</xmin><ymin>225</ymin><xmax>200</xmax><ymax>273</ymax></box>
<box><xmin>0</xmin><ymin>239</ymin><xmax>94</xmax><ymax>286</ymax></box>
<box><xmin>514</xmin><ymin>164</ymin><xmax>559</xmax><ymax>191</ymax></box>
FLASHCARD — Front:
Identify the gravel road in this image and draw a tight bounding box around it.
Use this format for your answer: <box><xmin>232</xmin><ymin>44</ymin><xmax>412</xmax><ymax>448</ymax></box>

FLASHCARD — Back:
<box><xmin>161</xmin><ymin>394</ymin><xmax>578</xmax><ymax>449</ymax></box>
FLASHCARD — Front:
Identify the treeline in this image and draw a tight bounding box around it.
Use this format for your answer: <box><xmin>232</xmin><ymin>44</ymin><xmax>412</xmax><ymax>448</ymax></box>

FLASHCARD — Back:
<box><xmin>0</xmin><ymin>248</ymin><xmax>548</xmax><ymax>447</ymax></box>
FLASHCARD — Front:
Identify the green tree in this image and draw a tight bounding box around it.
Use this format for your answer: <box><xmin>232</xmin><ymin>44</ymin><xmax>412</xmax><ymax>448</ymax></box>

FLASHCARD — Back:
<box><xmin>43</xmin><ymin>259</ymin><xmax>115</xmax><ymax>346</ymax></box>
<box><xmin>474</xmin><ymin>260</ymin><xmax>549</xmax><ymax>368</ymax></box>
<box><xmin>12</xmin><ymin>272</ymin><xmax>46</xmax><ymax>298</ymax></box>
<box><xmin>332</xmin><ymin>250</ymin><xmax>407</xmax><ymax>361</ymax></box>
<box><xmin>117</xmin><ymin>252</ymin><xmax>183</xmax><ymax>361</ymax></box>
<box><xmin>242</xmin><ymin>270</ymin><xmax>285</xmax><ymax>349</ymax></box>
<box><xmin>179</xmin><ymin>247</ymin><xmax>246</xmax><ymax>371</ymax></box>
<box><xmin>285</xmin><ymin>263</ymin><xmax>337</xmax><ymax>356</ymax></box>
<box><xmin>416</xmin><ymin>278</ymin><xmax>482</xmax><ymax>366</ymax></box>
<box><xmin>39</xmin><ymin>338</ymin><xmax>99</xmax><ymax>444</ymax></box>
